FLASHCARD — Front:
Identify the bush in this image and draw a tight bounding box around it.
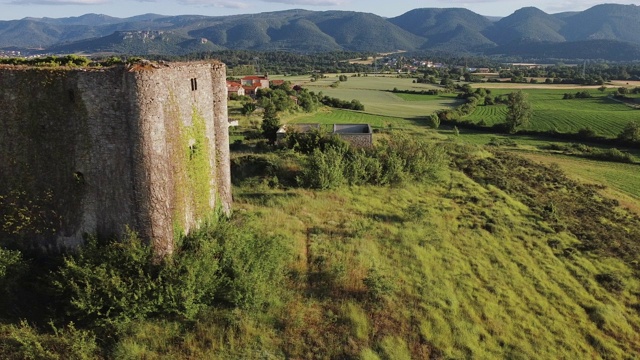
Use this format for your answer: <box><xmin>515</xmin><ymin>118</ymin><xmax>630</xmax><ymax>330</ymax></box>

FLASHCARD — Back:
<box><xmin>215</xmin><ymin>216</ymin><xmax>289</xmax><ymax>310</ymax></box>
<box><xmin>618</xmin><ymin>121</ymin><xmax>640</xmax><ymax>143</ymax></box>
<box><xmin>379</xmin><ymin>133</ymin><xmax>448</xmax><ymax>182</ymax></box>
<box><xmin>53</xmin><ymin>230</ymin><xmax>221</xmax><ymax>333</ymax></box>
<box><xmin>577</xmin><ymin>127</ymin><xmax>596</xmax><ymax>138</ymax></box>
<box><xmin>0</xmin><ymin>248</ymin><xmax>27</xmax><ymax>311</ymax></box>
<box><xmin>0</xmin><ymin>321</ymin><xmax>98</xmax><ymax>360</ymax></box>
<box><xmin>427</xmin><ymin>114</ymin><xmax>440</xmax><ymax>129</ymax></box>
<box><xmin>344</xmin><ymin>149</ymin><xmax>384</xmax><ymax>186</ymax></box>
<box><xmin>299</xmin><ymin>146</ymin><xmax>347</xmax><ymax>189</ymax></box>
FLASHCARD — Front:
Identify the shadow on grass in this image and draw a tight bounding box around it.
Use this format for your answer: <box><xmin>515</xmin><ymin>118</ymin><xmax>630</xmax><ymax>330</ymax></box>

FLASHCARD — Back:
<box><xmin>236</xmin><ymin>192</ymin><xmax>300</xmax><ymax>206</ymax></box>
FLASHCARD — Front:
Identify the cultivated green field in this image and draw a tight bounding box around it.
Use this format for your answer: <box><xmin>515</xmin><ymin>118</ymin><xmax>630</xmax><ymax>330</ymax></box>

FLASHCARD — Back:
<box><xmin>290</xmin><ymin>108</ymin><xmax>425</xmax><ymax>130</ymax></box>
<box><xmin>276</xmin><ymin>74</ymin><xmax>461</xmax><ymax>119</ymax></box>
<box><xmin>463</xmin><ymin>89</ymin><xmax>638</xmax><ymax>137</ymax></box>
<box><xmin>278</xmin><ymin>76</ymin><xmax>638</xmax><ymax>138</ymax></box>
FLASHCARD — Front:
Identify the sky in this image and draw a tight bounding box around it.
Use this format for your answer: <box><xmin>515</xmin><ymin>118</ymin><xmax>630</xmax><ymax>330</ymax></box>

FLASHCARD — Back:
<box><xmin>1</xmin><ymin>0</ymin><xmax>640</xmax><ymax>21</ymax></box>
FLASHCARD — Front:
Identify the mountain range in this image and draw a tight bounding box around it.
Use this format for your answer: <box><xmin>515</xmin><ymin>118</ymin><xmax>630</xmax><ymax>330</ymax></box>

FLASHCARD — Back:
<box><xmin>2</xmin><ymin>4</ymin><xmax>640</xmax><ymax>60</ymax></box>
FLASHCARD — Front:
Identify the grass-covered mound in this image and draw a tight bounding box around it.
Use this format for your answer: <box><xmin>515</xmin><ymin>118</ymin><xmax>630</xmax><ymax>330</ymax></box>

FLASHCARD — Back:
<box><xmin>1</xmin><ymin>137</ymin><xmax>639</xmax><ymax>358</ymax></box>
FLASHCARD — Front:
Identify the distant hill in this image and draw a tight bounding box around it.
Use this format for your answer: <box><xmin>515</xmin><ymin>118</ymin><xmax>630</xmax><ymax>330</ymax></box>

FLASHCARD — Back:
<box><xmin>484</xmin><ymin>7</ymin><xmax>566</xmax><ymax>44</ymax></box>
<box><xmin>560</xmin><ymin>4</ymin><xmax>640</xmax><ymax>44</ymax></box>
<box><xmin>388</xmin><ymin>8</ymin><xmax>493</xmax><ymax>38</ymax></box>
<box><xmin>2</xmin><ymin>4</ymin><xmax>640</xmax><ymax>60</ymax></box>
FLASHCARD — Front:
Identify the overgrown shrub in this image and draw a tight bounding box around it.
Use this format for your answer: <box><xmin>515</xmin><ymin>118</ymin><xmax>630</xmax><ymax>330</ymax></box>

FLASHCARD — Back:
<box><xmin>299</xmin><ymin>146</ymin><xmax>347</xmax><ymax>189</ymax></box>
<box><xmin>427</xmin><ymin>114</ymin><xmax>440</xmax><ymax>129</ymax></box>
<box><xmin>618</xmin><ymin>121</ymin><xmax>640</xmax><ymax>143</ymax></box>
<box><xmin>344</xmin><ymin>149</ymin><xmax>384</xmax><ymax>186</ymax></box>
<box><xmin>52</xmin><ymin>213</ymin><xmax>289</xmax><ymax>335</ymax></box>
<box><xmin>53</xmin><ymin>230</ymin><xmax>217</xmax><ymax>333</ymax></box>
<box><xmin>0</xmin><ymin>248</ymin><xmax>26</xmax><ymax>311</ymax></box>
<box><xmin>0</xmin><ymin>321</ymin><xmax>98</xmax><ymax>360</ymax></box>
<box><xmin>215</xmin><ymin>216</ymin><xmax>289</xmax><ymax>310</ymax></box>
<box><xmin>378</xmin><ymin>133</ymin><xmax>448</xmax><ymax>182</ymax></box>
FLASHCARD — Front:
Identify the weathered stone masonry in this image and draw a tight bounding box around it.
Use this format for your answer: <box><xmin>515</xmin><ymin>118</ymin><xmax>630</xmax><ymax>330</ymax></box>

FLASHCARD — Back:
<box><xmin>0</xmin><ymin>61</ymin><xmax>231</xmax><ymax>256</ymax></box>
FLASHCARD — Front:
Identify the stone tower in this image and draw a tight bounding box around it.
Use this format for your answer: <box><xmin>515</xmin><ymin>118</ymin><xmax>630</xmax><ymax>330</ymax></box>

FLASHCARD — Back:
<box><xmin>0</xmin><ymin>61</ymin><xmax>231</xmax><ymax>257</ymax></box>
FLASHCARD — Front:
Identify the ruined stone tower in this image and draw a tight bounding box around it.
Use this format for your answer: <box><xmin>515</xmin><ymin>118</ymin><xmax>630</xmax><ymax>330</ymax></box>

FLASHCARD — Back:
<box><xmin>0</xmin><ymin>61</ymin><xmax>231</xmax><ymax>257</ymax></box>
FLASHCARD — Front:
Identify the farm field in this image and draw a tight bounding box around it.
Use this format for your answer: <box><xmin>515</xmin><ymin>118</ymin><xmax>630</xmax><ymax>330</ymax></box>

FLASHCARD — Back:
<box><xmin>289</xmin><ymin>108</ymin><xmax>429</xmax><ymax>133</ymax></box>
<box><xmin>463</xmin><ymin>89</ymin><xmax>638</xmax><ymax>137</ymax></box>
<box><xmin>275</xmin><ymin>74</ymin><xmax>461</xmax><ymax>119</ymax></box>
<box><xmin>279</xmin><ymin>75</ymin><xmax>638</xmax><ymax>139</ymax></box>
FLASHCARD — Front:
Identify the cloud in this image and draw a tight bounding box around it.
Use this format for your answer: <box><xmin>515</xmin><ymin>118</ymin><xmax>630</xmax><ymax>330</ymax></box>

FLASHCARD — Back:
<box><xmin>261</xmin><ymin>0</ymin><xmax>345</xmax><ymax>5</ymax></box>
<box><xmin>177</xmin><ymin>0</ymin><xmax>249</xmax><ymax>8</ymax></box>
<box><xmin>8</xmin><ymin>0</ymin><xmax>108</xmax><ymax>4</ymax></box>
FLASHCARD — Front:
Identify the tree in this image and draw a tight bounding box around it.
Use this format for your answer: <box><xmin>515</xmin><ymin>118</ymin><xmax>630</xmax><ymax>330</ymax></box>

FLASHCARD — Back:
<box><xmin>598</xmin><ymin>85</ymin><xmax>607</xmax><ymax>93</ymax></box>
<box><xmin>261</xmin><ymin>104</ymin><xmax>281</xmax><ymax>144</ymax></box>
<box><xmin>427</xmin><ymin>114</ymin><xmax>440</xmax><ymax>129</ymax></box>
<box><xmin>241</xmin><ymin>102</ymin><xmax>256</xmax><ymax>115</ymax></box>
<box><xmin>504</xmin><ymin>90</ymin><xmax>532</xmax><ymax>133</ymax></box>
<box><xmin>618</xmin><ymin>121</ymin><xmax>640</xmax><ymax>143</ymax></box>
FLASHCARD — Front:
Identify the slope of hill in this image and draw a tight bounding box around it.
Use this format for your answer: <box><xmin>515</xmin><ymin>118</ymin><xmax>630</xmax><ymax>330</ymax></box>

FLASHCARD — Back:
<box><xmin>389</xmin><ymin>8</ymin><xmax>493</xmax><ymax>38</ymax></box>
<box><xmin>560</xmin><ymin>4</ymin><xmax>640</xmax><ymax>43</ymax></box>
<box><xmin>305</xmin><ymin>11</ymin><xmax>424</xmax><ymax>51</ymax></box>
<box><xmin>49</xmin><ymin>30</ymin><xmax>222</xmax><ymax>55</ymax></box>
<box><xmin>29</xmin><ymin>13</ymin><xmax>124</xmax><ymax>26</ymax></box>
<box><xmin>423</xmin><ymin>24</ymin><xmax>496</xmax><ymax>52</ymax></box>
<box><xmin>0</xmin><ymin>20</ymin><xmax>93</xmax><ymax>48</ymax></box>
<box><xmin>485</xmin><ymin>7</ymin><xmax>566</xmax><ymax>44</ymax></box>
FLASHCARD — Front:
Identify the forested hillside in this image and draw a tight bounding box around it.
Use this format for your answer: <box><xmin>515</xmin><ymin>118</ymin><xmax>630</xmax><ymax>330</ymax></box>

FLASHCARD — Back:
<box><xmin>3</xmin><ymin>4</ymin><xmax>640</xmax><ymax>60</ymax></box>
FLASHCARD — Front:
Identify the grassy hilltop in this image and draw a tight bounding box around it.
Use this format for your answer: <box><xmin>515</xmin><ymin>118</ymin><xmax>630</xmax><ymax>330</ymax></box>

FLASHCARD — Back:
<box><xmin>1</xmin><ymin>74</ymin><xmax>640</xmax><ymax>359</ymax></box>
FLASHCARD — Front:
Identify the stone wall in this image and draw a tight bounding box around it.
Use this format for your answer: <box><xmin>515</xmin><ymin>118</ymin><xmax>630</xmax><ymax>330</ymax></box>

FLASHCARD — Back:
<box><xmin>0</xmin><ymin>61</ymin><xmax>230</xmax><ymax>256</ymax></box>
<box><xmin>333</xmin><ymin>124</ymin><xmax>373</xmax><ymax>148</ymax></box>
<box><xmin>336</xmin><ymin>134</ymin><xmax>373</xmax><ymax>148</ymax></box>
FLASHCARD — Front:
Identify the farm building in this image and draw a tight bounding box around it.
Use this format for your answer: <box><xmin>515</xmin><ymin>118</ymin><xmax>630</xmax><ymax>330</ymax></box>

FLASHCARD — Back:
<box><xmin>276</xmin><ymin>123</ymin><xmax>373</xmax><ymax>148</ymax></box>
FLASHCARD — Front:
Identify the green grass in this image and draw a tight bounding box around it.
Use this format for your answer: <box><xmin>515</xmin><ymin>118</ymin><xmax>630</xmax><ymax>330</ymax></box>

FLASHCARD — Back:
<box><xmin>519</xmin><ymin>152</ymin><xmax>640</xmax><ymax>200</ymax></box>
<box><xmin>464</xmin><ymin>89</ymin><xmax>638</xmax><ymax>137</ymax></box>
<box><xmin>224</xmin><ymin>152</ymin><xmax>640</xmax><ymax>359</ymax></box>
<box><xmin>275</xmin><ymin>74</ymin><xmax>461</xmax><ymax>119</ymax></box>
<box><xmin>289</xmin><ymin>108</ymin><xmax>426</xmax><ymax>131</ymax></box>
<box><xmin>392</xmin><ymin>92</ymin><xmax>450</xmax><ymax>102</ymax></box>
<box><xmin>451</xmin><ymin>131</ymin><xmax>640</xmax><ymax>201</ymax></box>
<box><xmin>279</xmin><ymin>77</ymin><xmax>636</xmax><ymax>137</ymax></box>
<box><xmin>275</xmin><ymin>74</ymin><xmax>440</xmax><ymax>92</ymax></box>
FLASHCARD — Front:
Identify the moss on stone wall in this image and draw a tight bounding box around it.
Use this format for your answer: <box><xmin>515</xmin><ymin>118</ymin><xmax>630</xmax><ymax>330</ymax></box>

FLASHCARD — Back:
<box><xmin>183</xmin><ymin>107</ymin><xmax>213</xmax><ymax>220</ymax></box>
<box><xmin>167</xmin><ymin>96</ymin><xmax>213</xmax><ymax>238</ymax></box>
